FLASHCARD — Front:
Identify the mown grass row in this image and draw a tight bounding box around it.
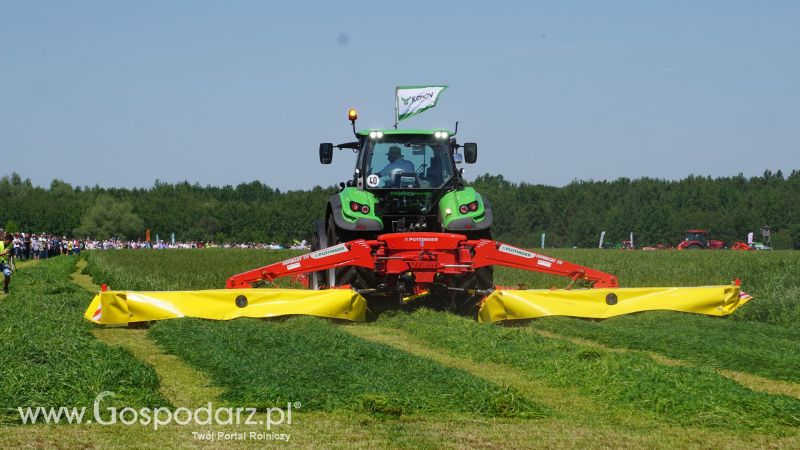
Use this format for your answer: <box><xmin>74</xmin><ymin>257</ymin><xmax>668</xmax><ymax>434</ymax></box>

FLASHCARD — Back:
<box><xmin>377</xmin><ymin>309</ymin><xmax>800</xmax><ymax>433</ymax></box>
<box><xmin>148</xmin><ymin>316</ymin><xmax>547</xmax><ymax>418</ymax></box>
<box><xmin>0</xmin><ymin>256</ymin><xmax>167</xmax><ymax>424</ymax></box>
<box><xmin>529</xmin><ymin>313</ymin><xmax>800</xmax><ymax>382</ymax></box>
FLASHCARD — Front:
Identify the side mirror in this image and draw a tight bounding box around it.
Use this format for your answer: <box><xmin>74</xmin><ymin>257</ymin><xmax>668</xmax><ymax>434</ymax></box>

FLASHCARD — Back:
<box><xmin>319</xmin><ymin>143</ymin><xmax>333</xmax><ymax>164</ymax></box>
<box><xmin>463</xmin><ymin>143</ymin><xmax>477</xmax><ymax>164</ymax></box>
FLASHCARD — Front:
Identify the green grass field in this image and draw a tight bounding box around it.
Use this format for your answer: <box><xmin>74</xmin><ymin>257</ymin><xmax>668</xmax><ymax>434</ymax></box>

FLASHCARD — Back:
<box><xmin>1</xmin><ymin>249</ymin><xmax>799</xmax><ymax>448</ymax></box>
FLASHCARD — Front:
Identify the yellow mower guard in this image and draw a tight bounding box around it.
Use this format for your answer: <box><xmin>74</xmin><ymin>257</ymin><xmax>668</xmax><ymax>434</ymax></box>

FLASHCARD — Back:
<box><xmin>84</xmin><ymin>288</ymin><xmax>367</xmax><ymax>325</ymax></box>
<box><xmin>477</xmin><ymin>285</ymin><xmax>752</xmax><ymax>323</ymax></box>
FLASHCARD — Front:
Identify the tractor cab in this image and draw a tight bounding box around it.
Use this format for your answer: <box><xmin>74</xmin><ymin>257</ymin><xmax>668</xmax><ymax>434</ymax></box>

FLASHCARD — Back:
<box><xmin>678</xmin><ymin>230</ymin><xmax>726</xmax><ymax>250</ymax></box>
<box><xmin>317</xmin><ymin>110</ymin><xmax>491</xmax><ymax>239</ymax></box>
<box><xmin>355</xmin><ymin>130</ymin><xmax>457</xmax><ymax>190</ymax></box>
<box><xmin>685</xmin><ymin>230</ymin><xmax>709</xmax><ymax>245</ymax></box>
<box><xmin>320</xmin><ymin>130</ymin><xmax>476</xmax><ymax>190</ymax></box>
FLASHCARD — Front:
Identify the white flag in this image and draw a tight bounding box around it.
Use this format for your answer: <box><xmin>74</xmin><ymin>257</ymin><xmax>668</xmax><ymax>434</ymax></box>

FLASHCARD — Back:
<box><xmin>395</xmin><ymin>85</ymin><xmax>448</xmax><ymax>123</ymax></box>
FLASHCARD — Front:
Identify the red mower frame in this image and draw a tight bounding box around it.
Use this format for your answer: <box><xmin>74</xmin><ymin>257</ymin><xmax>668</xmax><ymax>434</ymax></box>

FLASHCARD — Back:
<box><xmin>226</xmin><ymin>233</ymin><xmax>619</xmax><ymax>296</ymax></box>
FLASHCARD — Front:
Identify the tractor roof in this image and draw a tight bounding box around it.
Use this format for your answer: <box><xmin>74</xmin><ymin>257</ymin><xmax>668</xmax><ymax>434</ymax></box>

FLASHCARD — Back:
<box><xmin>356</xmin><ymin>129</ymin><xmax>453</xmax><ymax>137</ymax></box>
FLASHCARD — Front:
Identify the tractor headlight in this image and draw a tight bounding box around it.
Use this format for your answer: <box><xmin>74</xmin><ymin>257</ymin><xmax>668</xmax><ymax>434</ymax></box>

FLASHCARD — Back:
<box><xmin>368</xmin><ymin>131</ymin><xmax>384</xmax><ymax>139</ymax></box>
<box><xmin>434</xmin><ymin>131</ymin><xmax>448</xmax><ymax>139</ymax></box>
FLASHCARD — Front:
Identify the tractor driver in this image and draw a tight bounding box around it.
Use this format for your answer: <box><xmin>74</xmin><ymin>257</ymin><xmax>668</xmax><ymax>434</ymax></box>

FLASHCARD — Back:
<box><xmin>378</xmin><ymin>146</ymin><xmax>414</xmax><ymax>185</ymax></box>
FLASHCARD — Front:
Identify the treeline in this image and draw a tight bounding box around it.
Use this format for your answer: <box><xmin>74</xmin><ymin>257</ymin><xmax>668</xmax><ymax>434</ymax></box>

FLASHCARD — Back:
<box><xmin>1</xmin><ymin>170</ymin><xmax>798</xmax><ymax>249</ymax></box>
<box><xmin>474</xmin><ymin>171</ymin><xmax>800</xmax><ymax>249</ymax></box>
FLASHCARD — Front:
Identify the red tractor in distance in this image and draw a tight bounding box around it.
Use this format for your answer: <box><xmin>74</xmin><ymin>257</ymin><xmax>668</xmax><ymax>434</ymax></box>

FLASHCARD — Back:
<box><xmin>677</xmin><ymin>230</ymin><xmax>725</xmax><ymax>250</ymax></box>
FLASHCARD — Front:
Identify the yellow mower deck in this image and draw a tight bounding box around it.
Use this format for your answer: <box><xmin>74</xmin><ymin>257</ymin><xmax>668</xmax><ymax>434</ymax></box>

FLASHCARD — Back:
<box><xmin>477</xmin><ymin>285</ymin><xmax>752</xmax><ymax>323</ymax></box>
<box><xmin>85</xmin><ymin>288</ymin><xmax>367</xmax><ymax>325</ymax></box>
<box><xmin>85</xmin><ymin>286</ymin><xmax>751</xmax><ymax>325</ymax></box>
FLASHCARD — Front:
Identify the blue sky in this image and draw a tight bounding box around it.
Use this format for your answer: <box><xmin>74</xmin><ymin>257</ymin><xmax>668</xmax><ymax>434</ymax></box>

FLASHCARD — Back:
<box><xmin>1</xmin><ymin>1</ymin><xmax>798</xmax><ymax>190</ymax></box>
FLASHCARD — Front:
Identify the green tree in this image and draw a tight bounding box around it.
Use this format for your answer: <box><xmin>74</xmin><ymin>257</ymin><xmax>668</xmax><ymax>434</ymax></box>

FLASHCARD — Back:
<box><xmin>4</xmin><ymin>220</ymin><xmax>19</xmax><ymax>233</ymax></box>
<box><xmin>74</xmin><ymin>195</ymin><xmax>144</xmax><ymax>240</ymax></box>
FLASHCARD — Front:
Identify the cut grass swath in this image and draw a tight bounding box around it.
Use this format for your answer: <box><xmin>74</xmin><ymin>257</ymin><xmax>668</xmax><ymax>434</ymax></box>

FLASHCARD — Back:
<box><xmin>148</xmin><ymin>316</ymin><xmax>548</xmax><ymax>419</ymax></box>
<box><xmin>0</xmin><ymin>256</ymin><xmax>168</xmax><ymax>424</ymax></box>
<box><xmin>529</xmin><ymin>312</ymin><xmax>800</xmax><ymax>383</ymax></box>
<box><xmin>379</xmin><ymin>309</ymin><xmax>800</xmax><ymax>432</ymax></box>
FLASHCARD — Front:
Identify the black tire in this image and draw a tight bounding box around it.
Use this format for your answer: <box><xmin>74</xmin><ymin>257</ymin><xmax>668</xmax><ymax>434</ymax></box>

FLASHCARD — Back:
<box><xmin>686</xmin><ymin>244</ymin><xmax>703</xmax><ymax>250</ymax></box>
<box><xmin>451</xmin><ymin>228</ymin><xmax>495</xmax><ymax>315</ymax></box>
<box><xmin>452</xmin><ymin>266</ymin><xmax>494</xmax><ymax>294</ymax></box>
<box><xmin>326</xmin><ymin>217</ymin><xmax>352</xmax><ymax>287</ymax></box>
<box><xmin>310</xmin><ymin>220</ymin><xmax>328</xmax><ymax>290</ymax></box>
<box><xmin>325</xmin><ymin>217</ymin><xmax>379</xmax><ymax>290</ymax></box>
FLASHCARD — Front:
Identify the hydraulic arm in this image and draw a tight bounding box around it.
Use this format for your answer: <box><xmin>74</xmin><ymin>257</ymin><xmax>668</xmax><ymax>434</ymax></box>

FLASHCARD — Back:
<box><xmin>225</xmin><ymin>232</ymin><xmax>619</xmax><ymax>291</ymax></box>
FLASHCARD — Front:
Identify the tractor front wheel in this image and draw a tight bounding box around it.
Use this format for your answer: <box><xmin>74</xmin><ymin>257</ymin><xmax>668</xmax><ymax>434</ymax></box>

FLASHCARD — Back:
<box><xmin>326</xmin><ymin>218</ymin><xmax>351</xmax><ymax>287</ymax></box>
<box><xmin>451</xmin><ymin>229</ymin><xmax>495</xmax><ymax>316</ymax></box>
<box><xmin>310</xmin><ymin>221</ymin><xmax>329</xmax><ymax>290</ymax></box>
<box><xmin>325</xmin><ymin>217</ymin><xmax>378</xmax><ymax>290</ymax></box>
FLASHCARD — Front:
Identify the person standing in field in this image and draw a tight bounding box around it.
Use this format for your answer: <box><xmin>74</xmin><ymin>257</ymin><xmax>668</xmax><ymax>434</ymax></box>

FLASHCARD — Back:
<box><xmin>23</xmin><ymin>233</ymin><xmax>31</xmax><ymax>260</ymax></box>
<box><xmin>12</xmin><ymin>234</ymin><xmax>22</xmax><ymax>260</ymax></box>
<box><xmin>0</xmin><ymin>233</ymin><xmax>13</xmax><ymax>294</ymax></box>
<box><xmin>31</xmin><ymin>235</ymin><xmax>40</xmax><ymax>260</ymax></box>
<box><xmin>38</xmin><ymin>235</ymin><xmax>45</xmax><ymax>259</ymax></box>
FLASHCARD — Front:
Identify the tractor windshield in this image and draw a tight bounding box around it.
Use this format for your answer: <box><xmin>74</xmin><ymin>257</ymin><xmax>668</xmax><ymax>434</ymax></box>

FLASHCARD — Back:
<box><xmin>364</xmin><ymin>137</ymin><xmax>454</xmax><ymax>189</ymax></box>
<box><xmin>686</xmin><ymin>232</ymin><xmax>707</xmax><ymax>243</ymax></box>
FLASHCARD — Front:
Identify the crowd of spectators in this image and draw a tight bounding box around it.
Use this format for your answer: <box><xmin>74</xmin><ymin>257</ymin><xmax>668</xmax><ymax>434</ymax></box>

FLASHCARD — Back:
<box><xmin>3</xmin><ymin>232</ymin><xmax>84</xmax><ymax>261</ymax></box>
<box><xmin>0</xmin><ymin>231</ymin><xmax>310</xmax><ymax>261</ymax></box>
<box><xmin>83</xmin><ymin>239</ymin><xmax>308</xmax><ymax>250</ymax></box>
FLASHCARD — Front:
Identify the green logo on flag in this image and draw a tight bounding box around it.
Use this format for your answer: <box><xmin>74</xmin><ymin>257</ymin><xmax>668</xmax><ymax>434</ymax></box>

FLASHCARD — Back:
<box><xmin>395</xmin><ymin>85</ymin><xmax>448</xmax><ymax>124</ymax></box>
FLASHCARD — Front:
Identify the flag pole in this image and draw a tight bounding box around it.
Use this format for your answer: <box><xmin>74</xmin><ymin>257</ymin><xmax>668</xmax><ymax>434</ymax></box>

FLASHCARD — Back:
<box><xmin>394</xmin><ymin>86</ymin><xmax>398</xmax><ymax>129</ymax></box>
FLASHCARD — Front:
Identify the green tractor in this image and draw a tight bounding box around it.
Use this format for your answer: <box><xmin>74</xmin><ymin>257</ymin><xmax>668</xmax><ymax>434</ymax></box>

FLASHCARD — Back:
<box><xmin>312</xmin><ymin>110</ymin><xmax>493</xmax><ymax>308</ymax></box>
<box><xmin>83</xmin><ymin>110</ymin><xmax>750</xmax><ymax>326</ymax></box>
